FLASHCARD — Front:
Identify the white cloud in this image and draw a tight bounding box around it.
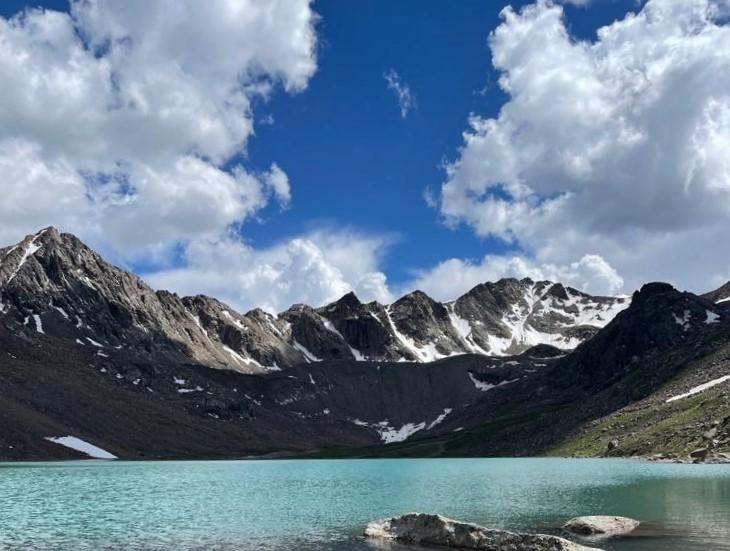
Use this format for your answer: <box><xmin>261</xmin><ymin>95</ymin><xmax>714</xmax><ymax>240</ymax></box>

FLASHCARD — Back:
<box><xmin>436</xmin><ymin>0</ymin><xmax>730</xmax><ymax>294</ymax></box>
<box><xmin>0</xmin><ymin>0</ymin><xmax>317</xmax><ymax>250</ymax></box>
<box><xmin>263</xmin><ymin>163</ymin><xmax>292</xmax><ymax>209</ymax></box>
<box><xmin>145</xmin><ymin>230</ymin><xmax>394</xmax><ymax>313</ymax></box>
<box><xmin>405</xmin><ymin>253</ymin><xmax>624</xmax><ymax>301</ymax></box>
<box><xmin>0</xmin><ymin>2</ymin><xmax>402</xmax><ymax>314</ymax></box>
<box><xmin>0</xmin><ymin>139</ymin><xmax>94</xmax><ymax>246</ymax></box>
<box><xmin>384</xmin><ymin>69</ymin><xmax>416</xmax><ymax>118</ymax></box>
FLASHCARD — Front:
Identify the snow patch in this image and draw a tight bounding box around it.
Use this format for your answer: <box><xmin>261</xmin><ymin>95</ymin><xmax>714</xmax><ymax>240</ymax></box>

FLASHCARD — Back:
<box><xmin>666</xmin><ymin>375</ymin><xmax>730</xmax><ymax>403</ymax></box>
<box><xmin>673</xmin><ymin>310</ymin><xmax>691</xmax><ymax>331</ymax></box>
<box><xmin>293</xmin><ymin>341</ymin><xmax>321</xmax><ymax>362</ymax></box>
<box><xmin>86</xmin><ymin>337</ymin><xmax>104</xmax><ymax>347</ymax></box>
<box><xmin>349</xmin><ymin>346</ymin><xmax>366</xmax><ymax>361</ymax></box>
<box><xmin>32</xmin><ymin>314</ymin><xmax>44</xmax><ymax>334</ymax></box>
<box><xmin>427</xmin><ymin>408</ymin><xmax>452</xmax><ymax>430</ymax></box>
<box><xmin>448</xmin><ymin>307</ymin><xmax>488</xmax><ymax>355</ymax></box>
<box><xmin>6</xmin><ymin>232</ymin><xmax>44</xmax><ymax>284</ymax></box>
<box><xmin>706</xmin><ymin>310</ymin><xmax>720</xmax><ymax>324</ymax></box>
<box><xmin>44</xmin><ymin>436</ymin><xmax>116</xmax><ymax>459</ymax></box>
<box><xmin>322</xmin><ymin>317</ymin><xmax>344</xmax><ymax>338</ymax></box>
<box><xmin>468</xmin><ymin>372</ymin><xmax>519</xmax><ymax>392</ymax></box>
<box><xmin>51</xmin><ymin>303</ymin><xmax>69</xmax><ymax>320</ymax></box>
<box><xmin>222</xmin><ymin>310</ymin><xmax>246</xmax><ymax>330</ymax></box>
<box><xmin>222</xmin><ymin>345</ymin><xmax>265</xmax><ymax>369</ymax></box>
<box><xmin>379</xmin><ymin>422</ymin><xmax>426</xmax><ymax>443</ymax></box>
<box><xmin>352</xmin><ymin>407</ymin><xmax>455</xmax><ymax>443</ymax></box>
<box><xmin>385</xmin><ymin>306</ymin><xmax>446</xmax><ymax>362</ymax></box>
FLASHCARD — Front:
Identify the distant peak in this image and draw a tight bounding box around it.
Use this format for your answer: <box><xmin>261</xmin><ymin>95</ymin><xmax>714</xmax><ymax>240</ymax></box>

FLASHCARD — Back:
<box><xmin>335</xmin><ymin>291</ymin><xmax>361</xmax><ymax>307</ymax></box>
<box><xmin>545</xmin><ymin>283</ymin><xmax>569</xmax><ymax>301</ymax></box>
<box><xmin>394</xmin><ymin>289</ymin><xmax>436</xmax><ymax>306</ymax></box>
<box><xmin>637</xmin><ymin>282</ymin><xmax>676</xmax><ymax>297</ymax></box>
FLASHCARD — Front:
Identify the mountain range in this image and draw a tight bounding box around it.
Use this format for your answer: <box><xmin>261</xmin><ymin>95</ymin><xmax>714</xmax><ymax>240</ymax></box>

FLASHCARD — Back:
<box><xmin>1</xmin><ymin>227</ymin><xmax>728</xmax><ymax>461</ymax></box>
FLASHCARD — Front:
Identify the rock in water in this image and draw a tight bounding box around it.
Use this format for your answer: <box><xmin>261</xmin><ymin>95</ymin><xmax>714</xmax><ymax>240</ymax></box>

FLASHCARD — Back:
<box><xmin>365</xmin><ymin>513</ymin><xmax>602</xmax><ymax>551</ymax></box>
<box><xmin>563</xmin><ymin>516</ymin><xmax>640</xmax><ymax>537</ymax></box>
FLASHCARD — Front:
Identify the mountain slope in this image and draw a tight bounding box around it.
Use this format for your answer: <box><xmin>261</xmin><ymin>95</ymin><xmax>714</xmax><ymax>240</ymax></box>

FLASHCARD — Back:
<box><xmin>6</xmin><ymin>227</ymin><xmax>727</xmax><ymax>462</ymax></box>
<box><xmin>0</xmin><ymin>312</ymin><xmax>557</xmax><ymax>459</ymax></box>
<box><xmin>703</xmin><ymin>280</ymin><xmax>730</xmax><ymax>305</ymax></box>
<box><xmin>335</xmin><ymin>283</ymin><xmax>730</xmax><ymax>460</ymax></box>
<box><xmin>0</xmin><ymin>228</ymin><xmax>629</xmax><ymax>373</ymax></box>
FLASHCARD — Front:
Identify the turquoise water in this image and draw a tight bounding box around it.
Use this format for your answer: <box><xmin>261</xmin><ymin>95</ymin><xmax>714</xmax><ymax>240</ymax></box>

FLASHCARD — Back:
<box><xmin>0</xmin><ymin>458</ymin><xmax>729</xmax><ymax>550</ymax></box>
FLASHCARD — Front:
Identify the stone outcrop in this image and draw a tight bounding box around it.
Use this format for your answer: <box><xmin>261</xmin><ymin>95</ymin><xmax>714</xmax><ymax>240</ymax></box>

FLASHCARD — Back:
<box><xmin>365</xmin><ymin>513</ymin><xmax>602</xmax><ymax>551</ymax></box>
<box><xmin>562</xmin><ymin>516</ymin><xmax>640</xmax><ymax>537</ymax></box>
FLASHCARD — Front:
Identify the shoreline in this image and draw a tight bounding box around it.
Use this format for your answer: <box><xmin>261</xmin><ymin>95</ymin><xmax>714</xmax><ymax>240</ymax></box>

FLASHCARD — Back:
<box><xmin>1</xmin><ymin>453</ymin><xmax>729</xmax><ymax>464</ymax></box>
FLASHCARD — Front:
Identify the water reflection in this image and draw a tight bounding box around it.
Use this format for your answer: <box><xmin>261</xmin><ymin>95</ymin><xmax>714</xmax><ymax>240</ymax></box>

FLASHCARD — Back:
<box><xmin>0</xmin><ymin>459</ymin><xmax>728</xmax><ymax>551</ymax></box>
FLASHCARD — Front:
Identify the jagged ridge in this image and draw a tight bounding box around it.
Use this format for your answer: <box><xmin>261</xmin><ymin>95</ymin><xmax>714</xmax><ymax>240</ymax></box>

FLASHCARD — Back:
<box><xmin>0</xmin><ymin>227</ymin><xmax>630</xmax><ymax>373</ymax></box>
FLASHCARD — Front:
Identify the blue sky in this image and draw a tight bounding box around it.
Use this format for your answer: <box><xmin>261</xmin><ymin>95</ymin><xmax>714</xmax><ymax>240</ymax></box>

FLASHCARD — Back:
<box><xmin>0</xmin><ymin>0</ymin><xmax>641</xmax><ymax>286</ymax></box>
<box><xmin>237</xmin><ymin>0</ymin><xmax>646</xmax><ymax>286</ymax></box>
<box><xmin>1</xmin><ymin>0</ymin><xmax>728</xmax><ymax>311</ymax></box>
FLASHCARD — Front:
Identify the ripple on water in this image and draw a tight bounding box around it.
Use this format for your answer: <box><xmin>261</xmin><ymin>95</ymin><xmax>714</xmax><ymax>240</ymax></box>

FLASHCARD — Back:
<box><xmin>0</xmin><ymin>458</ymin><xmax>728</xmax><ymax>551</ymax></box>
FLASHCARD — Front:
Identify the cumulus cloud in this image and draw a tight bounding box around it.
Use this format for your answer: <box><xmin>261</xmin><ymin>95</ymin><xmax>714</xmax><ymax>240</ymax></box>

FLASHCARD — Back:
<box><xmin>435</xmin><ymin>0</ymin><xmax>730</xmax><ymax>294</ymax></box>
<box><xmin>405</xmin><ymin>253</ymin><xmax>624</xmax><ymax>301</ymax></box>
<box><xmin>0</xmin><ymin>0</ymin><xmax>317</xmax><ymax>249</ymax></box>
<box><xmin>384</xmin><ymin>69</ymin><xmax>416</xmax><ymax>118</ymax></box>
<box><xmin>145</xmin><ymin>230</ymin><xmax>394</xmax><ymax>313</ymax></box>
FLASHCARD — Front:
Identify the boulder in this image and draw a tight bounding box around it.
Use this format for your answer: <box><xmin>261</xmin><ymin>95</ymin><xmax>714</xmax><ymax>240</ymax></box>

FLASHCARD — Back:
<box><xmin>365</xmin><ymin>513</ymin><xmax>602</xmax><ymax>551</ymax></box>
<box><xmin>690</xmin><ymin>448</ymin><xmax>709</xmax><ymax>460</ymax></box>
<box><xmin>562</xmin><ymin>516</ymin><xmax>640</xmax><ymax>537</ymax></box>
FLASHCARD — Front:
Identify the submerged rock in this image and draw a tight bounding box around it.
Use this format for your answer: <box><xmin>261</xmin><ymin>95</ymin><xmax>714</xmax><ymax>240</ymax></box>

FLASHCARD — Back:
<box><xmin>563</xmin><ymin>516</ymin><xmax>640</xmax><ymax>537</ymax></box>
<box><xmin>365</xmin><ymin>513</ymin><xmax>601</xmax><ymax>551</ymax></box>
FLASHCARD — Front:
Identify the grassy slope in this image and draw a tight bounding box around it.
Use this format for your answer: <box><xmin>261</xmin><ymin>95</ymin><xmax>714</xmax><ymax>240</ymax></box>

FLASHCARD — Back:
<box><xmin>548</xmin><ymin>342</ymin><xmax>730</xmax><ymax>458</ymax></box>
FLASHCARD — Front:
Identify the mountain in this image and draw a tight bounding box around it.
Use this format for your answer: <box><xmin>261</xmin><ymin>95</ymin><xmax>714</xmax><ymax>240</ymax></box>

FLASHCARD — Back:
<box><xmin>703</xmin><ymin>281</ymin><xmax>730</xmax><ymax>305</ymax></box>
<box><xmin>354</xmin><ymin>282</ymin><xmax>730</xmax><ymax>459</ymax></box>
<box><xmin>0</xmin><ymin>227</ymin><xmax>629</xmax><ymax>373</ymax></box>
<box><xmin>2</xmin><ymin>227</ymin><xmax>728</xmax><ymax>462</ymax></box>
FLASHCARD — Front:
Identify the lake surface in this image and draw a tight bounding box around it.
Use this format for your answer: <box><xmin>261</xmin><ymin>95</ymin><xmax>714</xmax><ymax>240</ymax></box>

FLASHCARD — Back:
<box><xmin>0</xmin><ymin>458</ymin><xmax>728</xmax><ymax>551</ymax></box>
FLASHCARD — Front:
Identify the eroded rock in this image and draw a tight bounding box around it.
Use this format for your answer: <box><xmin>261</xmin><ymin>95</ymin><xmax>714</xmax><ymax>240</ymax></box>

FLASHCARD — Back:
<box><xmin>563</xmin><ymin>516</ymin><xmax>640</xmax><ymax>537</ymax></box>
<box><xmin>365</xmin><ymin>513</ymin><xmax>601</xmax><ymax>551</ymax></box>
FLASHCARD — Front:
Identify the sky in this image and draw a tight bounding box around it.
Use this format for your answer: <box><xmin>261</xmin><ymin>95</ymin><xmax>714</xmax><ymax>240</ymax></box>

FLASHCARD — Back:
<box><xmin>1</xmin><ymin>0</ymin><xmax>729</xmax><ymax>313</ymax></box>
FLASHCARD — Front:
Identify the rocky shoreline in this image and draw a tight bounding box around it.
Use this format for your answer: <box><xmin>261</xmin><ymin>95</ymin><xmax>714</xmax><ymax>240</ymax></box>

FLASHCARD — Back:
<box><xmin>642</xmin><ymin>450</ymin><xmax>730</xmax><ymax>464</ymax></box>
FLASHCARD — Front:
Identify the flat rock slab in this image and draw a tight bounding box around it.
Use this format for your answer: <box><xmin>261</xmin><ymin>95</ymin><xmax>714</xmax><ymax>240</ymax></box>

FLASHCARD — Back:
<box><xmin>365</xmin><ymin>513</ymin><xmax>602</xmax><ymax>551</ymax></box>
<box><xmin>563</xmin><ymin>516</ymin><xmax>640</xmax><ymax>537</ymax></box>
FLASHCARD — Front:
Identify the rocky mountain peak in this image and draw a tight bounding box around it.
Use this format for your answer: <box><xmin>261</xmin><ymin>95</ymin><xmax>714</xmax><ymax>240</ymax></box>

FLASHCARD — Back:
<box><xmin>1</xmin><ymin>228</ymin><xmax>632</xmax><ymax>372</ymax></box>
<box><xmin>324</xmin><ymin>291</ymin><xmax>362</xmax><ymax>314</ymax></box>
<box><xmin>545</xmin><ymin>282</ymin><xmax>570</xmax><ymax>301</ymax></box>
<box><xmin>552</xmin><ymin>281</ymin><xmax>725</xmax><ymax>393</ymax></box>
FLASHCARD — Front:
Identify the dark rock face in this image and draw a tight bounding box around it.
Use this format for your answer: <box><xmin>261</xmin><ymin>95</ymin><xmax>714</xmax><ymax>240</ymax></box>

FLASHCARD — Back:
<box><xmin>0</xmin><ymin>311</ymin><xmax>559</xmax><ymax>459</ymax></box>
<box><xmin>0</xmin><ymin>228</ymin><xmax>629</xmax><ymax>373</ymax></box>
<box><xmin>552</xmin><ymin>282</ymin><xmax>725</xmax><ymax>393</ymax></box>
